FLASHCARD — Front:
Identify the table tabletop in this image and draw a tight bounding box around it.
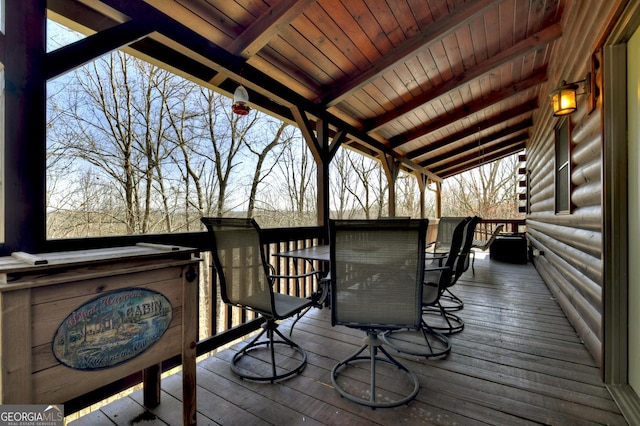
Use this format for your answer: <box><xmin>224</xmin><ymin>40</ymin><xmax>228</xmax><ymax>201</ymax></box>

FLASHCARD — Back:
<box><xmin>273</xmin><ymin>245</ymin><xmax>330</xmax><ymax>262</ymax></box>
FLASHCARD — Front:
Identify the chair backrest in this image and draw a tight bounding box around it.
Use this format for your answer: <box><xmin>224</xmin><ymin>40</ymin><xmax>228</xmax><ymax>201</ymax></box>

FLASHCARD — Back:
<box><xmin>201</xmin><ymin>217</ymin><xmax>275</xmax><ymax>317</ymax></box>
<box><xmin>433</xmin><ymin>217</ymin><xmax>467</xmax><ymax>252</ymax></box>
<box><xmin>330</xmin><ymin>219</ymin><xmax>428</xmax><ymax>330</ymax></box>
<box><xmin>424</xmin><ymin>217</ymin><xmax>470</xmax><ymax>301</ymax></box>
<box><xmin>473</xmin><ymin>223</ymin><xmax>504</xmax><ymax>250</ymax></box>
<box><xmin>453</xmin><ymin>216</ymin><xmax>482</xmax><ymax>279</ymax></box>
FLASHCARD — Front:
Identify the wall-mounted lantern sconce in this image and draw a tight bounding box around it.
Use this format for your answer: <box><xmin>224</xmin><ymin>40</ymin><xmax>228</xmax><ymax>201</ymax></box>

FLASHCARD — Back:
<box><xmin>549</xmin><ymin>73</ymin><xmax>591</xmax><ymax>116</ymax></box>
<box><xmin>232</xmin><ymin>85</ymin><xmax>250</xmax><ymax>115</ymax></box>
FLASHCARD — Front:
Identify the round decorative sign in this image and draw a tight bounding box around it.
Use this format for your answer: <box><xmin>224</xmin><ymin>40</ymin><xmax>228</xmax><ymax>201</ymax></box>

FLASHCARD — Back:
<box><xmin>52</xmin><ymin>288</ymin><xmax>173</xmax><ymax>370</ymax></box>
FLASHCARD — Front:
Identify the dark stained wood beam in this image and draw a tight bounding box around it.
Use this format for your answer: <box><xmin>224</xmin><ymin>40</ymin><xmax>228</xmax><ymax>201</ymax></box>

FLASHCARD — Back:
<box><xmin>47</xmin><ymin>0</ymin><xmax>124</xmax><ymax>32</ymax></box>
<box><xmin>408</xmin><ymin>112</ymin><xmax>533</xmax><ymax>160</ymax></box>
<box><xmin>366</xmin><ymin>22</ymin><xmax>562</xmax><ymax>131</ymax></box>
<box><xmin>45</xmin><ymin>19</ymin><xmax>155</xmax><ymax>80</ymax></box>
<box><xmin>4</xmin><ymin>0</ymin><xmax>47</xmax><ymax>252</ymax></box>
<box><xmin>419</xmin><ymin>120</ymin><xmax>532</xmax><ymax>167</ymax></box>
<box><xmin>229</xmin><ymin>0</ymin><xmax>317</xmax><ymax>58</ymax></box>
<box><xmin>320</xmin><ymin>0</ymin><xmax>504</xmax><ymax>107</ymax></box>
<box><xmin>389</xmin><ymin>72</ymin><xmax>546</xmax><ymax>148</ymax></box>
<box><xmin>434</xmin><ymin>138</ymin><xmax>527</xmax><ymax>178</ymax></box>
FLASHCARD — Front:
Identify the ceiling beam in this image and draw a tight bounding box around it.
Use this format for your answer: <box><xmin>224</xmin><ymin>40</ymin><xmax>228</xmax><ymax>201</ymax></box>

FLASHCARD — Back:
<box><xmin>45</xmin><ymin>19</ymin><xmax>154</xmax><ymax>80</ymax></box>
<box><xmin>425</xmin><ymin>132</ymin><xmax>528</xmax><ymax>170</ymax></box>
<box><xmin>366</xmin><ymin>22</ymin><xmax>562</xmax><ymax>131</ymax></box>
<box><xmin>229</xmin><ymin>0</ymin><xmax>318</xmax><ymax>58</ymax></box>
<box><xmin>408</xmin><ymin>110</ymin><xmax>534</xmax><ymax>160</ymax></box>
<box><xmin>434</xmin><ymin>138</ymin><xmax>527</xmax><ymax>178</ymax></box>
<box><xmin>419</xmin><ymin>119</ymin><xmax>531</xmax><ymax>168</ymax></box>
<box><xmin>320</xmin><ymin>0</ymin><xmax>504</xmax><ymax>107</ymax></box>
<box><xmin>389</xmin><ymin>71</ymin><xmax>546</xmax><ymax>148</ymax></box>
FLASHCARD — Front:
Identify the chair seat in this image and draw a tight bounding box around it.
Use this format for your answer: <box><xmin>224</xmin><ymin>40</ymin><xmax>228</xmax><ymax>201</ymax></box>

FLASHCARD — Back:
<box><xmin>273</xmin><ymin>293</ymin><xmax>313</xmax><ymax>318</ymax></box>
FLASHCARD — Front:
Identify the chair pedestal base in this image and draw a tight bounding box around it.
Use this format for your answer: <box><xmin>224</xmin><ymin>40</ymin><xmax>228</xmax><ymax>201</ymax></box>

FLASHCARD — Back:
<box><xmin>439</xmin><ymin>288</ymin><xmax>464</xmax><ymax>311</ymax></box>
<box><xmin>383</xmin><ymin>320</ymin><xmax>451</xmax><ymax>358</ymax></box>
<box><xmin>232</xmin><ymin>320</ymin><xmax>307</xmax><ymax>383</ymax></box>
<box><xmin>331</xmin><ymin>331</ymin><xmax>419</xmax><ymax>408</ymax></box>
<box><xmin>422</xmin><ymin>306</ymin><xmax>464</xmax><ymax>335</ymax></box>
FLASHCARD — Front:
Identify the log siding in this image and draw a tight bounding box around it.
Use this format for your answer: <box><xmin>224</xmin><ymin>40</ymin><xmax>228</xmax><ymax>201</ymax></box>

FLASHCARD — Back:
<box><xmin>528</xmin><ymin>0</ymin><xmax>622</xmax><ymax>369</ymax></box>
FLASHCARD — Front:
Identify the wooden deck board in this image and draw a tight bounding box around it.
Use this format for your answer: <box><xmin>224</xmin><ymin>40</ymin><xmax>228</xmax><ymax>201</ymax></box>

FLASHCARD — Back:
<box><xmin>69</xmin><ymin>255</ymin><xmax>627</xmax><ymax>425</ymax></box>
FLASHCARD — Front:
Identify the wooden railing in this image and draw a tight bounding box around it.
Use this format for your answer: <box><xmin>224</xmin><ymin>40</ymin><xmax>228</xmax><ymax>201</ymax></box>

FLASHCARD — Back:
<box><xmin>54</xmin><ymin>219</ymin><xmax>523</xmax><ymax>415</ymax></box>
<box><xmin>474</xmin><ymin>218</ymin><xmax>526</xmax><ymax>239</ymax></box>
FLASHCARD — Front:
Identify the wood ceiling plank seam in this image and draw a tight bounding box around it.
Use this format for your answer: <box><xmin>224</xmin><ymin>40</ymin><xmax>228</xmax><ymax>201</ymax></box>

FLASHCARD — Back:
<box><xmin>365</xmin><ymin>0</ymin><xmax>408</xmax><ymax>47</ymax></box>
<box><xmin>344</xmin><ymin>88</ymin><xmax>385</xmax><ymax>118</ymax></box>
<box><xmin>500</xmin><ymin>60</ymin><xmax>513</xmax><ymax>90</ymax></box>
<box><xmin>176</xmin><ymin>0</ymin><xmax>239</xmax><ymax>41</ymax></box>
<box><xmin>413</xmin><ymin>49</ymin><xmax>441</xmax><ymax>90</ymax></box>
<box><xmin>255</xmin><ymin>44</ymin><xmax>327</xmax><ymax>90</ymax></box>
<box><xmin>435</xmin><ymin>140</ymin><xmax>527</xmax><ymax>177</ymax></box>
<box><xmin>419</xmin><ymin>120</ymin><xmax>532</xmax><ymax>167</ymax></box>
<box><xmin>367</xmin><ymin>21</ymin><xmax>561</xmax><ymax>132</ymax></box>
<box><xmin>309</xmin><ymin>2</ymin><xmax>372</xmax><ymax>67</ymax></box>
<box><xmin>409</xmin><ymin>110</ymin><xmax>534</xmax><ymax>160</ymax></box>
<box><xmin>321</xmin><ymin>0</ymin><xmax>507</xmax><ymax>107</ymax></box>
<box><xmin>498</xmin><ymin>0</ymin><xmax>516</xmax><ymax>50</ymax></box>
<box><xmin>456</xmin><ymin>23</ymin><xmax>477</xmax><ymax>71</ymax></box>
<box><xmin>229</xmin><ymin>0</ymin><xmax>318</xmax><ymax>58</ymax></box>
<box><xmin>388</xmin><ymin>73</ymin><xmax>545</xmax><ymax>149</ymax></box>
<box><xmin>467</xmin><ymin>17</ymin><xmax>488</xmax><ymax>66</ymax></box>
<box><xmin>539</xmin><ymin>0</ymin><xmax>564</xmax><ymax>30</ymax></box>
<box><xmin>403</xmin><ymin>56</ymin><xmax>433</xmax><ymax>94</ymax></box>
<box><xmin>388</xmin><ymin>0</ymin><xmax>422</xmax><ymax>40</ymax></box>
<box><xmin>407</xmin><ymin>0</ymin><xmax>437</xmax><ymax>30</ymax></box>
<box><xmin>278</xmin><ymin>15</ymin><xmax>352</xmax><ymax>83</ymax></box>
<box><xmin>513</xmin><ymin>0</ymin><xmax>530</xmax><ymax>42</ymax></box>
<box><xmin>370</xmin><ymin>72</ymin><xmax>407</xmax><ymax>109</ymax></box>
<box><xmin>333</xmin><ymin>0</ymin><xmax>390</xmax><ymax>61</ymax></box>
<box><xmin>229</xmin><ymin>0</ymin><xmax>316</xmax><ymax>58</ymax></box>
<box><xmin>483</xmin><ymin>3</ymin><xmax>501</xmax><ymax>57</ymax></box>
<box><xmin>442</xmin><ymin>31</ymin><xmax>465</xmax><ymax>76</ymax></box>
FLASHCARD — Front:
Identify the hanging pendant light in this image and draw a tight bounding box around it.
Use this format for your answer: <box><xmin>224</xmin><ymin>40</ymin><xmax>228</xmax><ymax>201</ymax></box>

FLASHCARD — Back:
<box><xmin>232</xmin><ymin>85</ymin><xmax>250</xmax><ymax>115</ymax></box>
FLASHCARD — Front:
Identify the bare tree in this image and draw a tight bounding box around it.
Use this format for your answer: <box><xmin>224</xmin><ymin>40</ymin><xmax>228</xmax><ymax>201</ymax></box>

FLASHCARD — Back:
<box><xmin>245</xmin><ymin>121</ymin><xmax>291</xmax><ymax>218</ymax></box>
<box><xmin>442</xmin><ymin>155</ymin><xmax>523</xmax><ymax>219</ymax></box>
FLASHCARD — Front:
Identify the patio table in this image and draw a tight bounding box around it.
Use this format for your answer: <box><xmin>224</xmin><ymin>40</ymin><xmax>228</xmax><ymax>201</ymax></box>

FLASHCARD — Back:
<box><xmin>273</xmin><ymin>245</ymin><xmax>330</xmax><ymax>306</ymax></box>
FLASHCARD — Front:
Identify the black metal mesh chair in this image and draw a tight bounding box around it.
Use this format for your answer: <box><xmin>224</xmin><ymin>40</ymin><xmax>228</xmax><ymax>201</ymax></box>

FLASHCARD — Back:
<box><xmin>424</xmin><ymin>217</ymin><xmax>469</xmax><ymax>311</ymax></box>
<box><xmin>384</xmin><ymin>217</ymin><xmax>468</xmax><ymax>358</ymax></box>
<box><xmin>201</xmin><ymin>217</ymin><xmax>314</xmax><ymax>383</ymax></box>
<box><xmin>427</xmin><ymin>216</ymin><xmax>467</xmax><ymax>254</ymax></box>
<box><xmin>329</xmin><ymin>219</ymin><xmax>427</xmax><ymax>408</ymax></box>
<box><xmin>424</xmin><ymin>216</ymin><xmax>481</xmax><ymax>334</ymax></box>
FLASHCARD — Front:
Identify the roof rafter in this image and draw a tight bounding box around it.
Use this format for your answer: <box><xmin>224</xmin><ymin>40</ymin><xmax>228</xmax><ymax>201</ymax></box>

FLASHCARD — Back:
<box><xmin>434</xmin><ymin>137</ymin><xmax>527</xmax><ymax>178</ymax></box>
<box><xmin>408</xmin><ymin>107</ymin><xmax>535</xmax><ymax>160</ymax></box>
<box><xmin>366</xmin><ymin>22</ymin><xmax>562</xmax><ymax>132</ymax></box>
<box><xmin>389</xmin><ymin>71</ymin><xmax>546</xmax><ymax>148</ymax></box>
<box><xmin>319</xmin><ymin>0</ymin><xmax>504</xmax><ymax>107</ymax></box>
<box><xmin>230</xmin><ymin>0</ymin><xmax>318</xmax><ymax>58</ymax></box>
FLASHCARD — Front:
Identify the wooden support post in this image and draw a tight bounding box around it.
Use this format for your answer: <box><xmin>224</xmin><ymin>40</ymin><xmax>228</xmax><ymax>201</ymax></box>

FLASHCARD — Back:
<box><xmin>381</xmin><ymin>154</ymin><xmax>400</xmax><ymax>217</ymax></box>
<box><xmin>182</xmin><ymin>264</ymin><xmax>199</xmax><ymax>426</ymax></box>
<box><xmin>4</xmin><ymin>0</ymin><xmax>48</xmax><ymax>252</ymax></box>
<box><xmin>0</xmin><ymin>289</ymin><xmax>32</xmax><ymax>403</ymax></box>
<box><xmin>143</xmin><ymin>364</ymin><xmax>161</xmax><ymax>408</ymax></box>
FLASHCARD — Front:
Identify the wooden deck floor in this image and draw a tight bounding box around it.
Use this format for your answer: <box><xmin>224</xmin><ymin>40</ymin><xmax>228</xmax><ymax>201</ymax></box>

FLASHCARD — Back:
<box><xmin>69</xmin><ymin>254</ymin><xmax>627</xmax><ymax>425</ymax></box>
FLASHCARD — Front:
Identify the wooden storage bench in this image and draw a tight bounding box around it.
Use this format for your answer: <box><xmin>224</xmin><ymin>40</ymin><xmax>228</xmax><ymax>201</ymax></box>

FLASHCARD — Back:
<box><xmin>0</xmin><ymin>244</ymin><xmax>200</xmax><ymax>425</ymax></box>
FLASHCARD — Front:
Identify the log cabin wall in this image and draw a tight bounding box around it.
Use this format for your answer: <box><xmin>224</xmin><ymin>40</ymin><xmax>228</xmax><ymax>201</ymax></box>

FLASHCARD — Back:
<box><xmin>527</xmin><ymin>0</ymin><xmax>624</xmax><ymax>368</ymax></box>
